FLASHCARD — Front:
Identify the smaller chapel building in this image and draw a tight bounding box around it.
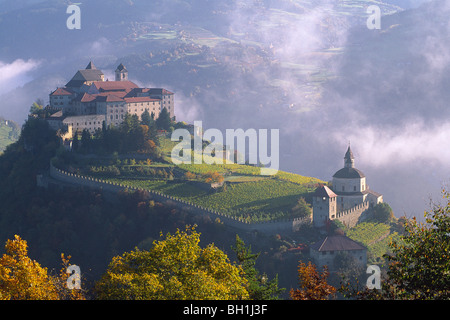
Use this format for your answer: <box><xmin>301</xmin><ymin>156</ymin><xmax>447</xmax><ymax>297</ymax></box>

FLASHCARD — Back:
<box><xmin>312</xmin><ymin>146</ymin><xmax>383</xmax><ymax>228</ymax></box>
<box><xmin>310</xmin><ymin>235</ymin><xmax>367</xmax><ymax>270</ymax></box>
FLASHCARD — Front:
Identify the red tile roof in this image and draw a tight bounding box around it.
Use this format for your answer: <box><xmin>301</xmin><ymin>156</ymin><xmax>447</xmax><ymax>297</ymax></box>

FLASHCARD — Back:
<box><xmin>96</xmin><ymin>91</ymin><xmax>127</xmax><ymax>98</ymax></box>
<box><xmin>75</xmin><ymin>93</ymin><xmax>97</xmax><ymax>102</ymax></box>
<box><xmin>50</xmin><ymin>87</ymin><xmax>73</xmax><ymax>96</ymax></box>
<box><xmin>92</xmin><ymin>80</ymin><xmax>138</xmax><ymax>92</ymax></box>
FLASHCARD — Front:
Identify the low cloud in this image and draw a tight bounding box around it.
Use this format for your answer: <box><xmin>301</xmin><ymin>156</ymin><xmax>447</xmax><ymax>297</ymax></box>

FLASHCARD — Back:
<box><xmin>331</xmin><ymin>119</ymin><xmax>450</xmax><ymax>168</ymax></box>
<box><xmin>0</xmin><ymin>59</ymin><xmax>41</xmax><ymax>95</ymax></box>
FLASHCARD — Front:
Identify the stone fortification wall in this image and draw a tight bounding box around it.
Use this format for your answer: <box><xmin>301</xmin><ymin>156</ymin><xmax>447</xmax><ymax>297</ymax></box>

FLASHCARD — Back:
<box><xmin>335</xmin><ymin>201</ymin><xmax>370</xmax><ymax>228</ymax></box>
<box><xmin>49</xmin><ymin>163</ymin><xmax>310</xmax><ymax>234</ymax></box>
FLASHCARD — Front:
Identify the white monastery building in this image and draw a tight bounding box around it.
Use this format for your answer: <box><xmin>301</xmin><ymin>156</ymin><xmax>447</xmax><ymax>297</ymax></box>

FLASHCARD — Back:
<box><xmin>47</xmin><ymin>62</ymin><xmax>174</xmax><ymax>135</ymax></box>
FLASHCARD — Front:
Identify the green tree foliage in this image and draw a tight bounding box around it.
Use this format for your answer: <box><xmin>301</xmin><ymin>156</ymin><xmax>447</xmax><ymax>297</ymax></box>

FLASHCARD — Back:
<box><xmin>231</xmin><ymin>235</ymin><xmax>284</xmax><ymax>300</ymax></box>
<box><xmin>372</xmin><ymin>202</ymin><xmax>395</xmax><ymax>223</ymax></box>
<box><xmin>0</xmin><ymin>118</ymin><xmax>59</xmax><ymax>200</ymax></box>
<box><xmin>155</xmin><ymin>107</ymin><xmax>172</xmax><ymax>131</ymax></box>
<box><xmin>291</xmin><ymin>197</ymin><xmax>312</xmax><ymax>218</ymax></box>
<box><xmin>95</xmin><ymin>226</ymin><xmax>249</xmax><ymax>300</ymax></box>
<box><xmin>78</xmin><ymin>113</ymin><xmax>161</xmax><ymax>157</ymax></box>
<box><xmin>29</xmin><ymin>99</ymin><xmax>44</xmax><ymax>115</ymax></box>
<box><xmin>140</xmin><ymin>109</ymin><xmax>153</xmax><ymax>128</ymax></box>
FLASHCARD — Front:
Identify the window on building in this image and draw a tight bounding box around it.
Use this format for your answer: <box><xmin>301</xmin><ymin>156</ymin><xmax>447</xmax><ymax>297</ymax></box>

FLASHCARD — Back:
<box><xmin>354</xmin><ymin>186</ymin><xmax>357</xmax><ymax>191</ymax></box>
<box><xmin>342</xmin><ymin>186</ymin><xmax>345</xmax><ymax>191</ymax></box>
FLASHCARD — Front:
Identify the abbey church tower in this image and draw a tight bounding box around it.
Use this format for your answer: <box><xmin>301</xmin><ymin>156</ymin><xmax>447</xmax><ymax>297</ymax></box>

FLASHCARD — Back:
<box><xmin>115</xmin><ymin>63</ymin><xmax>128</xmax><ymax>81</ymax></box>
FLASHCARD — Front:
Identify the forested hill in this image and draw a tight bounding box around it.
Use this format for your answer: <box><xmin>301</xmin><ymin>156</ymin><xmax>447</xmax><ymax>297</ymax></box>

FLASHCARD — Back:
<box><xmin>0</xmin><ymin>118</ymin><xmax>183</xmax><ymax>281</ymax></box>
<box><xmin>0</xmin><ymin>116</ymin><xmax>400</xmax><ymax>296</ymax></box>
<box><xmin>0</xmin><ymin>117</ymin><xmax>320</xmax><ymax>291</ymax></box>
<box><xmin>0</xmin><ymin>117</ymin><xmax>19</xmax><ymax>153</ymax></box>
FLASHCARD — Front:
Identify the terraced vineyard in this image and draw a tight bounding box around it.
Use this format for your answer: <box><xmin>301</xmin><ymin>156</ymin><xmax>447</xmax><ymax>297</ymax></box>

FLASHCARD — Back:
<box><xmin>108</xmin><ymin>174</ymin><xmax>319</xmax><ymax>222</ymax></box>
<box><xmin>346</xmin><ymin>221</ymin><xmax>400</xmax><ymax>263</ymax></box>
<box><xmin>55</xmin><ymin>131</ymin><xmax>323</xmax><ymax>222</ymax></box>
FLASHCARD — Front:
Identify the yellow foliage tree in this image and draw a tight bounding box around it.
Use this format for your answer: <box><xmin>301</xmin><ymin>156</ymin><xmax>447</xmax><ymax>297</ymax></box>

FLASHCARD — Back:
<box><xmin>0</xmin><ymin>235</ymin><xmax>85</xmax><ymax>300</ymax></box>
<box><xmin>95</xmin><ymin>226</ymin><xmax>249</xmax><ymax>300</ymax></box>
<box><xmin>203</xmin><ymin>171</ymin><xmax>224</xmax><ymax>184</ymax></box>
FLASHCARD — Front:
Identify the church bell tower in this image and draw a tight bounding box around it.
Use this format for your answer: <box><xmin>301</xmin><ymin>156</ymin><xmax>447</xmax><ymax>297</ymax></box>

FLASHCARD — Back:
<box><xmin>115</xmin><ymin>63</ymin><xmax>128</xmax><ymax>81</ymax></box>
<box><xmin>344</xmin><ymin>145</ymin><xmax>355</xmax><ymax>168</ymax></box>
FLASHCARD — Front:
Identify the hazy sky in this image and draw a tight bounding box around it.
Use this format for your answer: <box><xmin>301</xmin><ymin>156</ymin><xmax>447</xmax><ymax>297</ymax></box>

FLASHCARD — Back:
<box><xmin>0</xmin><ymin>0</ymin><xmax>446</xmax><ymax>220</ymax></box>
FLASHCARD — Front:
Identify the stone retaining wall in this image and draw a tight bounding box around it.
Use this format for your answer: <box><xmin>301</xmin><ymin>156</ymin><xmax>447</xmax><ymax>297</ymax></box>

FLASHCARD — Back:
<box><xmin>49</xmin><ymin>162</ymin><xmax>311</xmax><ymax>234</ymax></box>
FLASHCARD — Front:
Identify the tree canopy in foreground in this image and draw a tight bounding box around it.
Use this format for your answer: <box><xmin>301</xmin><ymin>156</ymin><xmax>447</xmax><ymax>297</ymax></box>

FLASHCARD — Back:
<box><xmin>95</xmin><ymin>226</ymin><xmax>249</xmax><ymax>300</ymax></box>
<box><xmin>342</xmin><ymin>188</ymin><xmax>450</xmax><ymax>300</ymax></box>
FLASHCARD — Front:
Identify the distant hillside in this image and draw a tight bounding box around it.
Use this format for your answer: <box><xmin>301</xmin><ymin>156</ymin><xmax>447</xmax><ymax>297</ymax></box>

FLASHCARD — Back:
<box><xmin>0</xmin><ymin>117</ymin><xmax>20</xmax><ymax>153</ymax></box>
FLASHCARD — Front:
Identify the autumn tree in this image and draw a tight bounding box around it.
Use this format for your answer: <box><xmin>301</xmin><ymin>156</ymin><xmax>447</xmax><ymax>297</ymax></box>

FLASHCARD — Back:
<box><xmin>29</xmin><ymin>99</ymin><xmax>44</xmax><ymax>115</ymax></box>
<box><xmin>290</xmin><ymin>261</ymin><xmax>336</xmax><ymax>300</ymax></box>
<box><xmin>203</xmin><ymin>171</ymin><xmax>224</xmax><ymax>184</ymax></box>
<box><xmin>184</xmin><ymin>171</ymin><xmax>197</xmax><ymax>180</ymax></box>
<box><xmin>94</xmin><ymin>226</ymin><xmax>249</xmax><ymax>300</ymax></box>
<box><xmin>0</xmin><ymin>235</ymin><xmax>84</xmax><ymax>300</ymax></box>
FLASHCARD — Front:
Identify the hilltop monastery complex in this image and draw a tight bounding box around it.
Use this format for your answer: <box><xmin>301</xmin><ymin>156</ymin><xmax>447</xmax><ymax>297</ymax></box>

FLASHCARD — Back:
<box><xmin>46</xmin><ymin>61</ymin><xmax>174</xmax><ymax>135</ymax></box>
<box><xmin>43</xmin><ymin>62</ymin><xmax>382</xmax><ymax>232</ymax></box>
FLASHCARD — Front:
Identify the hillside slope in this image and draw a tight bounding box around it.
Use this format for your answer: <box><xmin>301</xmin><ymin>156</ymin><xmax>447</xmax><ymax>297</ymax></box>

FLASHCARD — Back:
<box><xmin>0</xmin><ymin>118</ymin><xmax>20</xmax><ymax>153</ymax></box>
<box><xmin>54</xmin><ymin>135</ymin><xmax>324</xmax><ymax>222</ymax></box>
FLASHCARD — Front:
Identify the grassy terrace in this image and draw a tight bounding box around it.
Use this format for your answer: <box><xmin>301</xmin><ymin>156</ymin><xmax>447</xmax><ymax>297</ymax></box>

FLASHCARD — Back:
<box><xmin>56</xmin><ymin>135</ymin><xmax>323</xmax><ymax>222</ymax></box>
